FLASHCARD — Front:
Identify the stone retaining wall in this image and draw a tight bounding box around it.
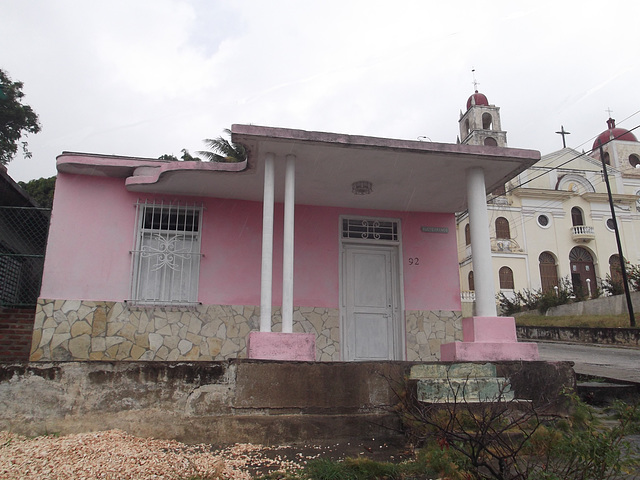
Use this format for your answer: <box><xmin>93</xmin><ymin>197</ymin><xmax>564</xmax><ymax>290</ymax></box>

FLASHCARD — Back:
<box><xmin>31</xmin><ymin>300</ymin><xmax>463</xmax><ymax>362</ymax></box>
<box><xmin>517</xmin><ymin>326</ymin><xmax>640</xmax><ymax>347</ymax></box>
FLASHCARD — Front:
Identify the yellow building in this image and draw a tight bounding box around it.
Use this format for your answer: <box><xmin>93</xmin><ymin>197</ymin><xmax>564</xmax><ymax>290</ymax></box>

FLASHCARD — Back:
<box><xmin>457</xmin><ymin>91</ymin><xmax>640</xmax><ymax>310</ymax></box>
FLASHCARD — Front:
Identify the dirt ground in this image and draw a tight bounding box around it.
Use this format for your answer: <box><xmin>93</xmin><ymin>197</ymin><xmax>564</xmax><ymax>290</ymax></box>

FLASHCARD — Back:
<box><xmin>0</xmin><ymin>429</ymin><xmax>415</xmax><ymax>479</ymax></box>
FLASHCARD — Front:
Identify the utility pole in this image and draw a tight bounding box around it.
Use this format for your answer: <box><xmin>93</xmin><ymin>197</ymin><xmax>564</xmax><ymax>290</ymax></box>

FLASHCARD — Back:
<box><xmin>598</xmin><ymin>139</ymin><xmax>635</xmax><ymax>327</ymax></box>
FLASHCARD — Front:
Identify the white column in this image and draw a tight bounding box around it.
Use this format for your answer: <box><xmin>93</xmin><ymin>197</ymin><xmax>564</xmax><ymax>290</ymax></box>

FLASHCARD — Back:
<box><xmin>260</xmin><ymin>153</ymin><xmax>275</xmax><ymax>332</ymax></box>
<box><xmin>282</xmin><ymin>154</ymin><xmax>296</xmax><ymax>333</ymax></box>
<box><xmin>467</xmin><ymin>167</ymin><xmax>498</xmax><ymax>317</ymax></box>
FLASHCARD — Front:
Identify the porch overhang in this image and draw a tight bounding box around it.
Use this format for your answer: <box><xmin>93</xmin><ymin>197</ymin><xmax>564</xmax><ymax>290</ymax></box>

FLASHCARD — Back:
<box><xmin>56</xmin><ymin>124</ymin><xmax>540</xmax><ymax>213</ymax></box>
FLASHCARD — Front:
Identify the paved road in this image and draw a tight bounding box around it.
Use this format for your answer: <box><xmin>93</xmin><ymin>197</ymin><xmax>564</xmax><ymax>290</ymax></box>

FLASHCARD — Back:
<box><xmin>536</xmin><ymin>342</ymin><xmax>640</xmax><ymax>383</ymax></box>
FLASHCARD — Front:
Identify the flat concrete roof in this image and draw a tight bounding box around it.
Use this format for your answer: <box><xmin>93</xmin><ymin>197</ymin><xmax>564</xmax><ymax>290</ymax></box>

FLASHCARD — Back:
<box><xmin>57</xmin><ymin>124</ymin><xmax>540</xmax><ymax>213</ymax></box>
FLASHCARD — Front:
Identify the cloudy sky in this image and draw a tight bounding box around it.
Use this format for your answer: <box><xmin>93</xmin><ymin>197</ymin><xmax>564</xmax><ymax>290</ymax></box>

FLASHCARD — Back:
<box><xmin>3</xmin><ymin>0</ymin><xmax>640</xmax><ymax>182</ymax></box>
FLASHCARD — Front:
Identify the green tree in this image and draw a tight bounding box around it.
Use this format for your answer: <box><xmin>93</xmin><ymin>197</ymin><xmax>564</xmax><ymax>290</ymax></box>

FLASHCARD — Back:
<box><xmin>18</xmin><ymin>175</ymin><xmax>56</xmax><ymax>208</ymax></box>
<box><xmin>180</xmin><ymin>148</ymin><xmax>201</xmax><ymax>162</ymax></box>
<box><xmin>0</xmin><ymin>69</ymin><xmax>41</xmax><ymax>165</ymax></box>
<box><xmin>158</xmin><ymin>149</ymin><xmax>202</xmax><ymax>162</ymax></box>
<box><xmin>198</xmin><ymin>128</ymin><xmax>247</xmax><ymax>162</ymax></box>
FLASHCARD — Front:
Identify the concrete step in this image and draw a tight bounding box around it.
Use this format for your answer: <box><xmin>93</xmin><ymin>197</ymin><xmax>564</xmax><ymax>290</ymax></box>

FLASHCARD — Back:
<box><xmin>416</xmin><ymin>377</ymin><xmax>514</xmax><ymax>403</ymax></box>
<box><xmin>411</xmin><ymin>363</ymin><xmax>514</xmax><ymax>404</ymax></box>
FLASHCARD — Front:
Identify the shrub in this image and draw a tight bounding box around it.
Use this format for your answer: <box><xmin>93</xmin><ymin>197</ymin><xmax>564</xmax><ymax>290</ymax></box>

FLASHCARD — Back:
<box><xmin>602</xmin><ymin>274</ymin><xmax>625</xmax><ymax>296</ymax></box>
<box><xmin>497</xmin><ymin>277</ymin><xmax>575</xmax><ymax>315</ymax></box>
<box><xmin>398</xmin><ymin>375</ymin><xmax>640</xmax><ymax>480</ymax></box>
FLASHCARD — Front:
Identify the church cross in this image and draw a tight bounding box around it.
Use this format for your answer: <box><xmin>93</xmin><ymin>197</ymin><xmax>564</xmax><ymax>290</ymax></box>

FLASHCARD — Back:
<box><xmin>555</xmin><ymin>125</ymin><xmax>571</xmax><ymax>148</ymax></box>
<box><xmin>606</xmin><ymin>107</ymin><xmax>614</xmax><ymax>118</ymax></box>
<box><xmin>472</xmin><ymin>68</ymin><xmax>479</xmax><ymax>91</ymax></box>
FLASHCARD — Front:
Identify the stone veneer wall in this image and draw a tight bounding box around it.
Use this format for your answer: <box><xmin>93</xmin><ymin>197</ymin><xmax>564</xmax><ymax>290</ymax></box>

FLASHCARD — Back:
<box><xmin>30</xmin><ymin>300</ymin><xmax>462</xmax><ymax>362</ymax></box>
<box><xmin>31</xmin><ymin>300</ymin><xmax>341</xmax><ymax>362</ymax></box>
<box><xmin>406</xmin><ymin>310</ymin><xmax>463</xmax><ymax>361</ymax></box>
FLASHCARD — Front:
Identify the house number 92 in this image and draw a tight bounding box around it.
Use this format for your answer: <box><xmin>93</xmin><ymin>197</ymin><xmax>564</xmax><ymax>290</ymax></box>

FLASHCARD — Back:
<box><xmin>408</xmin><ymin>257</ymin><xmax>420</xmax><ymax>266</ymax></box>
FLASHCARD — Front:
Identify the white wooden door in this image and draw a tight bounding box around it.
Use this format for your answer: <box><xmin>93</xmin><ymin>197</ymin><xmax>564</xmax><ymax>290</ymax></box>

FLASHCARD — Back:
<box><xmin>343</xmin><ymin>244</ymin><xmax>401</xmax><ymax>361</ymax></box>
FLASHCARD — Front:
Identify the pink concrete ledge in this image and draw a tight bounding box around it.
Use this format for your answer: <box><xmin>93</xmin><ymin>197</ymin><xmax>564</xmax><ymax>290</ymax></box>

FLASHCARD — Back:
<box><xmin>247</xmin><ymin>332</ymin><xmax>316</xmax><ymax>361</ymax></box>
<box><xmin>441</xmin><ymin>316</ymin><xmax>539</xmax><ymax>361</ymax></box>
<box><xmin>440</xmin><ymin>341</ymin><xmax>540</xmax><ymax>362</ymax></box>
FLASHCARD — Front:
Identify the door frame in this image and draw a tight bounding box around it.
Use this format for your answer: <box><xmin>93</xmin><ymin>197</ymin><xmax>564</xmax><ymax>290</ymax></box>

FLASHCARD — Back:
<box><xmin>569</xmin><ymin>246</ymin><xmax>597</xmax><ymax>297</ymax></box>
<box><xmin>339</xmin><ymin>215</ymin><xmax>406</xmax><ymax>361</ymax></box>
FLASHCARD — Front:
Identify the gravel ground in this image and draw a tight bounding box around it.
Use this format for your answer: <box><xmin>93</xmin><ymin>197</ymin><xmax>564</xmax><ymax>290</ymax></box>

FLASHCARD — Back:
<box><xmin>0</xmin><ymin>429</ymin><xmax>413</xmax><ymax>480</ymax></box>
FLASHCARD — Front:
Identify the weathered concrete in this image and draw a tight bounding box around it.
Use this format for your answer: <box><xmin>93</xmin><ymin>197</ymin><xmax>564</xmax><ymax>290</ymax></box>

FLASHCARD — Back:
<box><xmin>0</xmin><ymin>360</ymin><xmax>575</xmax><ymax>445</ymax></box>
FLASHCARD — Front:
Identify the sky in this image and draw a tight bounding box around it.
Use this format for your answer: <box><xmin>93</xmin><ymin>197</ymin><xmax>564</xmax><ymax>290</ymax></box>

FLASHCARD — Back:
<box><xmin>3</xmin><ymin>0</ymin><xmax>640</xmax><ymax>183</ymax></box>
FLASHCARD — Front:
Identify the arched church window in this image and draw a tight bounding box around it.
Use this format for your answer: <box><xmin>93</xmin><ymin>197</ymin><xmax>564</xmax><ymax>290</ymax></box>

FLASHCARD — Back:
<box><xmin>465</xmin><ymin>223</ymin><xmax>471</xmax><ymax>246</ymax></box>
<box><xmin>484</xmin><ymin>137</ymin><xmax>498</xmax><ymax>146</ymax></box>
<box><xmin>539</xmin><ymin>252</ymin><xmax>558</xmax><ymax>292</ymax></box>
<box><xmin>603</xmin><ymin>152</ymin><xmax>611</xmax><ymax>165</ymax></box>
<box><xmin>571</xmin><ymin>207</ymin><xmax>584</xmax><ymax>226</ymax></box>
<box><xmin>482</xmin><ymin>112</ymin><xmax>493</xmax><ymax>130</ymax></box>
<box><xmin>468</xmin><ymin>271</ymin><xmax>474</xmax><ymax>291</ymax></box>
<box><xmin>629</xmin><ymin>154</ymin><xmax>640</xmax><ymax>168</ymax></box>
<box><xmin>495</xmin><ymin>217</ymin><xmax>510</xmax><ymax>239</ymax></box>
<box><xmin>499</xmin><ymin>266</ymin><xmax>514</xmax><ymax>289</ymax></box>
<box><xmin>569</xmin><ymin>246</ymin><xmax>594</xmax><ymax>263</ymax></box>
<box><xmin>464</xmin><ymin>118</ymin><xmax>470</xmax><ymax>137</ymax></box>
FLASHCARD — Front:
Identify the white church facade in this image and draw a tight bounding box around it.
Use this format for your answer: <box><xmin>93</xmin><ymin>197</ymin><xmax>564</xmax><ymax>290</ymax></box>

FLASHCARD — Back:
<box><xmin>457</xmin><ymin>91</ymin><xmax>640</xmax><ymax>308</ymax></box>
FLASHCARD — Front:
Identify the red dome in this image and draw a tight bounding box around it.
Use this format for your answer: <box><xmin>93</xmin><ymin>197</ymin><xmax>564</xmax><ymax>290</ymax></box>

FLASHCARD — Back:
<box><xmin>466</xmin><ymin>90</ymin><xmax>489</xmax><ymax>110</ymax></box>
<box><xmin>593</xmin><ymin>118</ymin><xmax>638</xmax><ymax>150</ymax></box>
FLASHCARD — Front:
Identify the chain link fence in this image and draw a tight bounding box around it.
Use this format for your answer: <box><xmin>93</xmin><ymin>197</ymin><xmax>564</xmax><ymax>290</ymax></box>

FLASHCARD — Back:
<box><xmin>0</xmin><ymin>206</ymin><xmax>50</xmax><ymax>307</ymax></box>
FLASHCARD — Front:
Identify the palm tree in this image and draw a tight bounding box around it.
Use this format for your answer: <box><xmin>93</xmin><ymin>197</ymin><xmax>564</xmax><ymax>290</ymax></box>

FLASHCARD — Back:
<box><xmin>198</xmin><ymin>128</ymin><xmax>247</xmax><ymax>163</ymax></box>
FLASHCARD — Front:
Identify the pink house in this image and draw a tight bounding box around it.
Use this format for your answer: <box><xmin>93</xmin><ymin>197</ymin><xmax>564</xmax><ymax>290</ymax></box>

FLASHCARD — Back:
<box><xmin>30</xmin><ymin>123</ymin><xmax>540</xmax><ymax>362</ymax></box>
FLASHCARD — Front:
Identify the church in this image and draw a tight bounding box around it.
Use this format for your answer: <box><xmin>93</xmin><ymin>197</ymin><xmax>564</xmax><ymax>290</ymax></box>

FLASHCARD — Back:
<box><xmin>456</xmin><ymin>91</ymin><xmax>640</xmax><ymax>309</ymax></box>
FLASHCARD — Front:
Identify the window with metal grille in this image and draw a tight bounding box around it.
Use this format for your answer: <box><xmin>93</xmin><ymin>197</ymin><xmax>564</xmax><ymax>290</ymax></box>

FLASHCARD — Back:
<box><xmin>342</xmin><ymin>218</ymin><xmax>399</xmax><ymax>242</ymax></box>
<box><xmin>495</xmin><ymin>217</ymin><xmax>510</xmax><ymax>239</ymax></box>
<box><xmin>499</xmin><ymin>266</ymin><xmax>514</xmax><ymax>290</ymax></box>
<box><xmin>131</xmin><ymin>201</ymin><xmax>202</xmax><ymax>304</ymax></box>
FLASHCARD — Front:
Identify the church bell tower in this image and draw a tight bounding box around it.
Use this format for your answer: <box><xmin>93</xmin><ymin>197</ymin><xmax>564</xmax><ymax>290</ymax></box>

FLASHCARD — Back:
<box><xmin>459</xmin><ymin>90</ymin><xmax>507</xmax><ymax>147</ymax></box>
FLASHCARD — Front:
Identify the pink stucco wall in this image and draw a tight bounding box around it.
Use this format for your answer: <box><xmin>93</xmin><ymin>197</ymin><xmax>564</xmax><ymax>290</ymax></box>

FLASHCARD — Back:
<box><xmin>41</xmin><ymin>173</ymin><xmax>460</xmax><ymax>312</ymax></box>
